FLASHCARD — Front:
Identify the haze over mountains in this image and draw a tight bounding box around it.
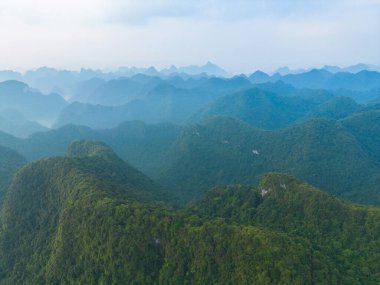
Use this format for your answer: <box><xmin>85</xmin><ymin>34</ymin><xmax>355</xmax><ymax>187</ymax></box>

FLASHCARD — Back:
<box><xmin>0</xmin><ymin>63</ymin><xmax>379</xmax><ymax>284</ymax></box>
<box><xmin>1</xmin><ymin>62</ymin><xmax>379</xmax><ymax>134</ymax></box>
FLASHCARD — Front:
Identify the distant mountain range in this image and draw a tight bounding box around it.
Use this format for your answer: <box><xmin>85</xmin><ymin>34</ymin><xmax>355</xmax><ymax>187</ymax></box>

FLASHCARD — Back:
<box><xmin>0</xmin><ymin>62</ymin><xmax>227</xmax><ymax>98</ymax></box>
<box><xmin>0</xmin><ymin>63</ymin><xmax>378</xmax><ymax>99</ymax></box>
<box><xmin>273</xmin><ymin>63</ymin><xmax>380</xmax><ymax>75</ymax></box>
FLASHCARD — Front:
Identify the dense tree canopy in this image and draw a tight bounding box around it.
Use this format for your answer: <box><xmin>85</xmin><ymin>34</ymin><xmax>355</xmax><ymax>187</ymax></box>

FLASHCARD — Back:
<box><xmin>0</xmin><ymin>143</ymin><xmax>378</xmax><ymax>284</ymax></box>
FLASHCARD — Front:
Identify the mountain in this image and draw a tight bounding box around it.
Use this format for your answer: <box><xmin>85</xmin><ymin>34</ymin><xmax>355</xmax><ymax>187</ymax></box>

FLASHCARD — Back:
<box><xmin>154</xmin><ymin>116</ymin><xmax>380</xmax><ymax>204</ymax></box>
<box><xmin>272</xmin><ymin>66</ymin><xmax>292</xmax><ymax>75</ymax></box>
<box><xmin>0</xmin><ymin>145</ymin><xmax>26</xmax><ymax>201</ymax></box>
<box><xmin>248</xmin><ymin>70</ymin><xmax>271</xmax><ymax>83</ymax></box>
<box><xmin>162</xmin><ymin>61</ymin><xmax>228</xmax><ymax>76</ymax></box>
<box><xmin>54</xmin><ymin>102</ymin><xmax>140</xmax><ymax>129</ymax></box>
<box><xmin>69</xmin><ymin>77</ymin><xmax>157</xmax><ymax>106</ymax></box>
<box><xmin>69</xmin><ymin>77</ymin><xmax>105</xmax><ymax>103</ymax></box>
<box><xmin>188</xmin><ymin>173</ymin><xmax>380</xmax><ymax>284</ymax></box>
<box><xmin>0</xmin><ymin>121</ymin><xmax>180</xmax><ymax>175</ymax></box>
<box><xmin>341</xmin><ymin>109</ymin><xmax>380</xmax><ymax>163</ymax></box>
<box><xmin>22</xmin><ymin>67</ymin><xmax>79</xmax><ymax>98</ymax></box>
<box><xmin>323</xmin><ymin>63</ymin><xmax>380</xmax><ymax>73</ymax></box>
<box><xmin>2</xmin><ymin>109</ymin><xmax>380</xmax><ymax>205</ymax></box>
<box><xmin>0</xmin><ymin>141</ymin><xmax>169</xmax><ymax>284</ymax></box>
<box><xmin>0</xmin><ymin>80</ymin><xmax>67</xmax><ymax>125</ymax></box>
<box><xmin>304</xmin><ymin>96</ymin><xmax>360</xmax><ymax>120</ymax></box>
<box><xmin>5</xmin><ymin>124</ymin><xmax>98</xmax><ymax>161</ymax></box>
<box><xmin>0</xmin><ymin>70</ymin><xmax>22</xmax><ymax>82</ymax></box>
<box><xmin>97</xmin><ymin>121</ymin><xmax>181</xmax><ymax>175</ymax></box>
<box><xmin>329</xmin><ymin>88</ymin><xmax>380</xmax><ymax>104</ymax></box>
<box><xmin>0</xmin><ymin>165</ymin><xmax>378</xmax><ymax>284</ymax></box>
<box><xmin>270</xmin><ymin>64</ymin><xmax>380</xmax><ymax>75</ymax></box>
<box><xmin>291</xmin><ymin>70</ymin><xmax>380</xmax><ymax>91</ymax></box>
<box><xmin>191</xmin><ymin>88</ymin><xmax>359</xmax><ymax>128</ymax></box>
<box><xmin>0</xmin><ymin>109</ymin><xmax>48</xmax><ymax>137</ymax></box>
<box><xmin>247</xmin><ymin>69</ymin><xmax>380</xmax><ymax>102</ymax></box>
<box><xmin>55</xmin><ymin>78</ymin><xmax>251</xmax><ymax>128</ymax></box>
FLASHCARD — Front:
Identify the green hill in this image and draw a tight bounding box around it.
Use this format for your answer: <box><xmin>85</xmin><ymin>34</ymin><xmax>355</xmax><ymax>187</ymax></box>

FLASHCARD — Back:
<box><xmin>304</xmin><ymin>96</ymin><xmax>360</xmax><ymax>120</ymax></box>
<box><xmin>191</xmin><ymin>88</ymin><xmax>359</xmax><ymax>128</ymax></box>
<box><xmin>0</xmin><ymin>145</ymin><xmax>26</xmax><ymax>201</ymax></box>
<box><xmin>155</xmin><ymin>116</ymin><xmax>380</xmax><ymax>204</ymax></box>
<box><xmin>0</xmin><ymin>141</ymin><xmax>168</xmax><ymax>284</ymax></box>
<box><xmin>0</xmin><ymin>121</ymin><xmax>180</xmax><ymax>177</ymax></box>
<box><xmin>188</xmin><ymin>173</ymin><xmax>380</xmax><ymax>284</ymax></box>
<box><xmin>341</xmin><ymin>110</ymin><xmax>380</xmax><ymax>163</ymax></box>
<box><xmin>0</xmin><ymin>113</ymin><xmax>379</xmax><ymax>206</ymax></box>
<box><xmin>0</xmin><ymin>161</ymin><xmax>378</xmax><ymax>284</ymax></box>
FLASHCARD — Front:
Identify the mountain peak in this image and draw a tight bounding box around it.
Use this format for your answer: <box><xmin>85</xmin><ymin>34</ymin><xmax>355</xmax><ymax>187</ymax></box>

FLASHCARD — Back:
<box><xmin>66</xmin><ymin>140</ymin><xmax>118</xmax><ymax>161</ymax></box>
<box><xmin>0</xmin><ymin>80</ymin><xmax>29</xmax><ymax>94</ymax></box>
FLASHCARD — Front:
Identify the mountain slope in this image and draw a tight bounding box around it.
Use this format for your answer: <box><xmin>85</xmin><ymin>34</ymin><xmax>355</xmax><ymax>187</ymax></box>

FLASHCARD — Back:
<box><xmin>55</xmin><ymin>77</ymin><xmax>252</xmax><ymax>128</ymax></box>
<box><xmin>1</xmin><ymin>112</ymin><xmax>379</xmax><ymax>205</ymax></box>
<box><xmin>191</xmin><ymin>88</ymin><xmax>338</xmax><ymax>128</ymax></box>
<box><xmin>0</xmin><ymin>110</ymin><xmax>48</xmax><ymax>137</ymax></box>
<box><xmin>70</xmin><ymin>77</ymin><xmax>155</xmax><ymax>106</ymax></box>
<box><xmin>0</xmin><ymin>80</ymin><xmax>67</xmax><ymax>124</ymax></box>
<box><xmin>0</xmin><ymin>141</ymin><xmax>168</xmax><ymax>284</ymax></box>
<box><xmin>303</xmin><ymin>96</ymin><xmax>359</xmax><ymax>120</ymax></box>
<box><xmin>0</xmin><ymin>122</ymin><xmax>181</xmax><ymax>177</ymax></box>
<box><xmin>0</xmin><ymin>145</ymin><xmax>26</xmax><ymax>201</ymax></box>
<box><xmin>189</xmin><ymin>173</ymin><xmax>380</xmax><ymax>284</ymax></box>
<box><xmin>0</xmin><ymin>167</ymin><xmax>378</xmax><ymax>284</ymax></box>
<box><xmin>247</xmin><ymin>70</ymin><xmax>380</xmax><ymax>103</ymax></box>
<box><xmin>155</xmin><ymin>117</ymin><xmax>380</xmax><ymax>204</ymax></box>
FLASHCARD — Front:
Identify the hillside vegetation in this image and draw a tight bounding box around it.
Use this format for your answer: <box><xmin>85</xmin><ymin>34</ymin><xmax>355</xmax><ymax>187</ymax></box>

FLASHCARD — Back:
<box><xmin>0</xmin><ymin>144</ymin><xmax>378</xmax><ymax>284</ymax></box>
<box><xmin>155</xmin><ymin>116</ymin><xmax>380</xmax><ymax>204</ymax></box>
<box><xmin>0</xmin><ymin>145</ymin><xmax>26</xmax><ymax>201</ymax></box>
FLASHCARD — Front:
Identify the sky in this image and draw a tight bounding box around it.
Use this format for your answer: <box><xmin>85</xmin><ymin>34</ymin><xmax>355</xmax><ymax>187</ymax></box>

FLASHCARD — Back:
<box><xmin>0</xmin><ymin>0</ymin><xmax>379</xmax><ymax>73</ymax></box>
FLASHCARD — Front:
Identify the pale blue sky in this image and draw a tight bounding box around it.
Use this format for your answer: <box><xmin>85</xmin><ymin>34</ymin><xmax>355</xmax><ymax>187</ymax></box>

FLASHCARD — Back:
<box><xmin>0</xmin><ymin>0</ymin><xmax>379</xmax><ymax>73</ymax></box>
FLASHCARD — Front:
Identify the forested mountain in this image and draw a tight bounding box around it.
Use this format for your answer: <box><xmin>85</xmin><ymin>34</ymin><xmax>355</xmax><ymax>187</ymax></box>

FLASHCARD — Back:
<box><xmin>0</xmin><ymin>154</ymin><xmax>378</xmax><ymax>284</ymax></box>
<box><xmin>0</xmin><ymin>122</ymin><xmax>180</xmax><ymax>172</ymax></box>
<box><xmin>154</xmin><ymin>116</ymin><xmax>380</xmax><ymax>204</ymax></box>
<box><xmin>1</xmin><ymin>110</ymin><xmax>379</xmax><ymax>206</ymax></box>
<box><xmin>191</xmin><ymin>88</ymin><xmax>358</xmax><ymax>128</ymax></box>
<box><xmin>0</xmin><ymin>145</ymin><xmax>26</xmax><ymax>201</ymax></box>
<box><xmin>0</xmin><ymin>0</ymin><xmax>379</xmax><ymax>279</ymax></box>
<box><xmin>303</xmin><ymin>96</ymin><xmax>360</xmax><ymax>120</ymax></box>
<box><xmin>188</xmin><ymin>173</ymin><xmax>380</xmax><ymax>284</ymax></box>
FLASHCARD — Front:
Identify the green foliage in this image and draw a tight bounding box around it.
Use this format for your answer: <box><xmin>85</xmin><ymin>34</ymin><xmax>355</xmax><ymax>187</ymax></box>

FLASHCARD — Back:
<box><xmin>0</xmin><ymin>145</ymin><xmax>26</xmax><ymax>202</ymax></box>
<box><xmin>304</xmin><ymin>96</ymin><xmax>359</xmax><ymax>120</ymax></box>
<box><xmin>188</xmin><ymin>173</ymin><xmax>380</xmax><ymax>284</ymax></box>
<box><xmin>156</xmin><ymin>116</ymin><xmax>380</xmax><ymax>205</ymax></box>
<box><xmin>191</xmin><ymin>88</ymin><xmax>340</xmax><ymax>129</ymax></box>
<box><xmin>0</xmin><ymin>121</ymin><xmax>180</xmax><ymax>176</ymax></box>
<box><xmin>0</xmin><ymin>152</ymin><xmax>379</xmax><ymax>284</ymax></box>
<box><xmin>0</xmin><ymin>103</ymin><xmax>378</xmax><ymax>207</ymax></box>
